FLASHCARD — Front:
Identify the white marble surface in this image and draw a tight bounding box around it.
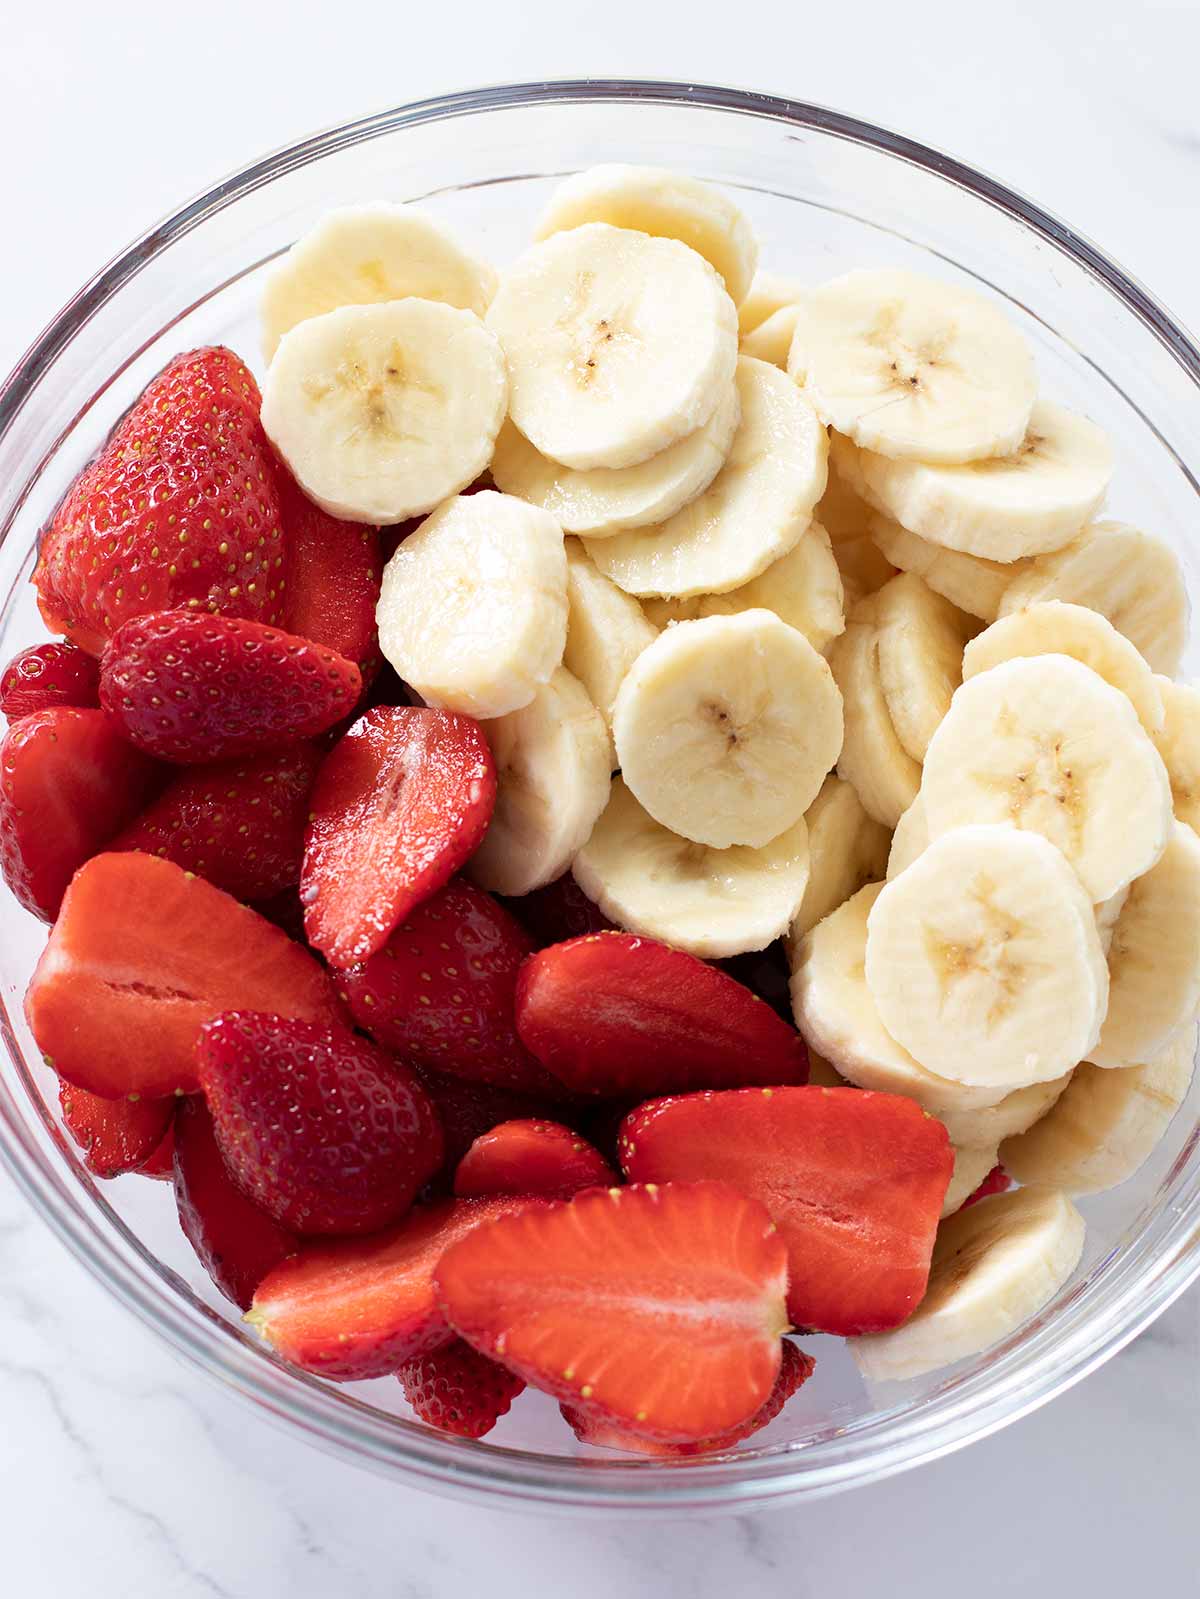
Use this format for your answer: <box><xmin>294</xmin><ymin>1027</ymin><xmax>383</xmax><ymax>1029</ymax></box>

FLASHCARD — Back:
<box><xmin>2</xmin><ymin>2</ymin><xmax>1199</xmax><ymax>1592</ymax></box>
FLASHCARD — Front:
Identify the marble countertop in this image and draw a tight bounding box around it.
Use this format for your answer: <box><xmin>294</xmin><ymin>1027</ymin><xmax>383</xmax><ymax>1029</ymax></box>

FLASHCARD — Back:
<box><xmin>2</xmin><ymin>3</ymin><xmax>1198</xmax><ymax>1592</ymax></box>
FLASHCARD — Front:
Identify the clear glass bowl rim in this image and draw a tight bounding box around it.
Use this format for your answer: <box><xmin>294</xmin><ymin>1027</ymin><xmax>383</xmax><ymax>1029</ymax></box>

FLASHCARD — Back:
<box><xmin>1</xmin><ymin>77</ymin><xmax>1199</xmax><ymax>1513</ymax></box>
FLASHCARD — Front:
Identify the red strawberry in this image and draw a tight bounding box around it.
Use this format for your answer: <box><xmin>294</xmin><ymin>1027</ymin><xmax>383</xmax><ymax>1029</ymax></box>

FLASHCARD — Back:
<box><xmin>197</xmin><ymin>1010</ymin><xmax>443</xmax><ymax>1235</ymax></box>
<box><xmin>173</xmin><ymin>1097</ymin><xmax>296</xmax><ymax>1310</ymax></box>
<box><xmin>279</xmin><ymin>474</ymin><xmax>382</xmax><ymax>679</ymax></box>
<box><xmin>417</xmin><ymin>1070</ymin><xmax>566</xmax><ymax>1174</ymax></box>
<box><xmin>435</xmin><ymin>1181</ymin><xmax>788</xmax><ymax>1443</ymax></box>
<box><xmin>35</xmin><ymin>347</ymin><xmax>285</xmax><ymax>653</ymax></box>
<box><xmin>248</xmin><ymin>1196</ymin><xmax>535</xmax><ymax>1379</ymax></box>
<box><xmin>621</xmin><ymin>1087</ymin><xmax>953</xmax><ymax>1336</ymax></box>
<box><xmin>515</xmin><ymin>932</ymin><xmax>808</xmax><ymax>1098</ymax></box>
<box><xmin>0</xmin><ymin>707</ymin><xmax>159</xmax><ymax>920</ymax></box>
<box><xmin>561</xmin><ymin>1340</ymin><xmax>815</xmax><ymax>1456</ymax></box>
<box><xmin>100</xmin><ymin>611</ymin><xmax>361</xmax><ymax>764</ymax></box>
<box><xmin>963</xmin><ymin>1164</ymin><xmax>1013</xmax><ymax>1208</ymax></box>
<box><xmin>302</xmin><ymin>707</ymin><xmax>495</xmax><ymax>968</ymax></box>
<box><xmin>137</xmin><ymin>1123</ymin><xmax>176</xmax><ymax>1180</ymax></box>
<box><xmin>454</xmin><ymin>1120</ymin><xmax>614</xmax><ymax>1199</ymax></box>
<box><xmin>339</xmin><ymin>877</ymin><xmax>564</xmax><ymax>1097</ymax></box>
<box><xmin>112</xmin><ymin>742</ymin><xmax>320</xmax><ymax>900</ymax></box>
<box><xmin>57</xmin><ymin>1077</ymin><xmax>175</xmax><ymax>1179</ymax></box>
<box><xmin>25</xmin><ymin>852</ymin><xmax>342</xmax><ymax>1099</ymax></box>
<box><xmin>1</xmin><ymin>642</ymin><xmax>100</xmax><ymax>721</ymax></box>
<box><xmin>499</xmin><ymin>875</ymin><xmax>615</xmax><ymax>947</ymax></box>
<box><xmin>398</xmin><ymin>1337</ymin><xmax>525</xmax><ymax>1439</ymax></box>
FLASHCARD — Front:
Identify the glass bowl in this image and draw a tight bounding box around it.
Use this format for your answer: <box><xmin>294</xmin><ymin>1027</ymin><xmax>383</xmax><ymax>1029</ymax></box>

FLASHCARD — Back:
<box><xmin>1</xmin><ymin>80</ymin><xmax>1198</xmax><ymax>1516</ymax></box>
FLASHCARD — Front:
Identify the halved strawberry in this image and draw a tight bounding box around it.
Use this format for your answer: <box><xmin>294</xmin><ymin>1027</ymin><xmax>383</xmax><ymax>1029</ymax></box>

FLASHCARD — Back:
<box><xmin>435</xmin><ymin>1181</ymin><xmax>788</xmax><ymax>1443</ymax></box>
<box><xmin>112</xmin><ymin>742</ymin><xmax>320</xmax><ymax>900</ymax></box>
<box><xmin>453</xmin><ymin>1120</ymin><xmax>614</xmax><ymax>1199</ymax></box>
<box><xmin>25</xmin><ymin>852</ymin><xmax>342</xmax><ymax>1099</ymax></box>
<box><xmin>100</xmin><ymin>611</ymin><xmax>361</xmax><ymax>763</ymax></box>
<box><xmin>0</xmin><ymin>707</ymin><xmax>159</xmax><ymax>920</ymax></box>
<box><xmin>963</xmin><ymin>1164</ymin><xmax>1013</xmax><ymax>1208</ymax></box>
<box><xmin>338</xmin><ymin>877</ymin><xmax>563</xmax><ymax>1096</ymax></box>
<box><xmin>499</xmin><ymin>874</ymin><xmax>615</xmax><ymax>947</ymax></box>
<box><xmin>561</xmin><ymin>1340</ymin><xmax>815</xmax><ymax>1456</ymax></box>
<box><xmin>173</xmin><ymin>1097</ymin><xmax>297</xmax><ymax>1310</ymax></box>
<box><xmin>398</xmin><ymin>1337</ymin><xmax>525</xmax><ymax>1439</ymax></box>
<box><xmin>301</xmin><ymin>707</ymin><xmax>495</xmax><ymax>968</ymax></box>
<box><xmin>137</xmin><ymin>1123</ymin><xmax>176</xmax><ymax>1180</ymax></box>
<box><xmin>417</xmin><ymin>1070</ymin><xmax>566</xmax><ymax>1175</ymax></box>
<box><xmin>279</xmin><ymin>474</ymin><xmax>382</xmax><ymax>679</ymax></box>
<box><xmin>198</xmin><ymin>1010</ymin><xmax>443</xmax><ymax>1236</ymax></box>
<box><xmin>515</xmin><ymin>932</ymin><xmax>808</xmax><ymax>1098</ymax></box>
<box><xmin>1</xmin><ymin>642</ymin><xmax>100</xmax><ymax>722</ymax></box>
<box><xmin>620</xmin><ymin>1087</ymin><xmax>953</xmax><ymax>1336</ymax></box>
<box><xmin>247</xmin><ymin>1195</ymin><xmax>536</xmax><ymax>1379</ymax></box>
<box><xmin>57</xmin><ymin>1076</ymin><xmax>175</xmax><ymax>1178</ymax></box>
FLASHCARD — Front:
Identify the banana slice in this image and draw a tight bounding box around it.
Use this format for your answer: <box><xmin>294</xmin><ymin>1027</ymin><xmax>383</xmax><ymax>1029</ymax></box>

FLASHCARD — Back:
<box><xmin>1003</xmin><ymin>1027</ymin><xmax>1195</xmax><ymax>1195</ymax></box>
<box><xmin>1152</xmin><ymin>677</ymin><xmax>1200</xmax><ymax>833</ymax></box>
<box><xmin>866</xmin><ymin>825</ymin><xmax>1109</xmax><ymax>1089</ymax></box>
<box><xmin>489</xmin><ymin>380</ymin><xmax>740</xmax><ymax>538</ymax></box>
<box><xmin>535</xmin><ymin>165</ymin><xmax>759</xmax><ymax>305</ymax></box>
<box><xmin>468</xmin><ymin>667</ymin><xmax>612</xmax><ymax>897</ymax></box>
<box><xmin>573</xmin><ymin>777</ymin><xmax>810</xmax><ymax>958</ymax></box>
<box><xmin>562</xmin><ymin>542</ymin><xmax>658</xmax><ymax>742</ymax></box>
<box><xmin>887</xmin><ymin>795</ymin><xmax>928</xmax><ymax>879</ymax></box>
<box><xmin>850</xmin><ymin>1189</ymin><xmax>1085</xmax><ymax>1382</ymax></box>
<box><xmin>611</xmin><ymin>610</ymin><xmax>842</xmax><ymax>849</ymax></box>
<box><xmin>262</xmin><ymin>300</ymin><xmax>507</xmax><ymax>524</ymax></box>
<box><xmin>938</xmin><ymin>1074</ymin><xmax>1072</xmax><ymax>1151</ymax></box>
<box><xmin>376</xmin><ymin>491</ymin><xmax>567</xmax><ymax>719</ymax></box>
<box><xmin>962</xmin><ymin>601</ymin><xmax>1163</xmax><ymax>735</ymax></box>
<box><xmin>870</xmin><ymin>513</ymin><xmax>1025</xmax><ymax>622</ymax></box>
<box><xmin>818</xmin><ymin>441</ymin><xmax>877</xmax><ymax>544</ymax></box>
<box><xmin>1095</xmin><ymin>885</ymin><xmax>1129</xmax><ymax>956</ymax></box>
<box><xmin>787</xmin><ymin>775</ymin><xmax>892</xmax><ymax>942</ymax></box>
<box><xmin>998</xmin><ymin>521</ymin><xmax>1189</xmax><ymax>676</ymax></box>
<box><xmin>853</xmin><ymin>402</ymin><xmax>1113</xmax><ymax>561</ymax></box>
<box><xmin>584</xmin><ymin>357</ymin><xmax>827</xmax><ymax>597</ymax></box>
<box><xmin>738</xmin><ymin>271</ymin><xmax>804</xmax><ymax>336</ymax></box>
<box><xmin>1090</xmin><ymin>821</ymin><xmax>1200</xmax><ymax>1068</ymax></box>
<box><xmin>259</xmin><ymin>202</ymin><xmax>497</xmax><ymax>363</ymax></box>
<box><xmin>641</xmin><ymin>521</ymin><xmax>845</xmax><ymax>656</ymax></box>
<box><xmin>941</xmin><ymin>1145</ymin><xmax>1000</xmax><ymax>1218</ymax></box>
<box><xmin>487</xmin><ymin>223</ymin><xmax>737</xmax><ymax>471</ymax></box>
<box><xmin>789</xmin><ymin>883</ymin><xmax>1008</xmax><ymax>1115</ymax></box>
<box><xmin>921</xmin><ymin>655</ymin><xmax>1173</xmax><ymax>901</ymax></box>
<box><xmin>740</xmin><ymin>303</ymin><xmax>802</xmax><ymax>367</ymax></box>
<box><xmin>788</xmin><ymin>269</ymin><xmax>1036</xmax><ymax>465</ymax></box>
<box><xmin>874</xmin><ymin>573</ymin><xmax>974</xmax><ymax>762</ymax></box>
<box><xmin>833</xmin><ymin>534</ymin><xmax>898</xmax><ymax>604</ymax></box>
<box><xmin>828</xmin><ymin>602</ymin><xmax>921</xmax><ymax>829</ymax></box>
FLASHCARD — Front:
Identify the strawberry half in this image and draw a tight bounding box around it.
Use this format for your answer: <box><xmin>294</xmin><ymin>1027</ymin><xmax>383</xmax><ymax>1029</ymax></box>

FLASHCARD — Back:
<box><xmin>963</xmin><ymin>1164</ymin><xmax>1013</xmax><ymax>1208</ymax></box>
<box><xmin>621</xmin><ymin>1087</ymin><xmax>953</xmax><ymax>1335</ymax></box>
<box><xmin>515</xmin><ymin>932</ymin><xmax>808</xmax><ymax>1098</ymax></box>
<box><xmin>435</xmin><ymin>1181</ymin><xmax>789</xmax><ymax>1443</ymax></box>
<box><xmin>197</xmin><ymin>1010</ymin><xmax>443</xmax><ymax>1235</ymax></box>
<box><xmin>0</xmin><ymin>707</ymin><xmax>159</xmax><ymax>920</ymax></box>
<box><xmin>1</xmin><ymin>642</ymin><xmax>100</xmax><ymax>722</ymax></box>
<box><xmin>173</xmin><ymin>1097</ymin><xmax>296</xmax><ymax>1310</ymax></box>
<box><xmin>112</xmin><ymin>742</ymin><xmax>320</xmax><ymax>900</ymax></box>
<box><xmin>100</xmin><ymin>611</ymin><xmax>361</xmax><ymax>764</ymax></box>
<box><xmin>301</xmin><ymin>707</ymin><xmax>495</xmax><ymax>968</ymax></box>
<box><xmin>279</xmin><ymin>474</ymin><xmax>382</xmax><ymax>679</ymax></box>
<box><xmin>398</xmin><ymin>1337</ymin><xmax>525</xmax><ymax>1440</ymax></box>
<box><xmin>338</xmin><ymin>876</ymin><xmax>563</xmax><ymax>1096</ymax></box>
<box><xmin>453</xmin><ymin>1120</ymin><xmax>614</xmax><ymax>1199</ymax></box>
<box><xmin>57</xmin><ymin>1077</ymin><xmax>175</xmax><ymax>1179</ymax></box>
<box><xmin>35</xmin><ymin>347</ymin><xmax>285</xmax><ymax>653</ymax></box>
<box><xmin>137</xmin><ymin>1124</ymin><xmax>176</xmax><ymax>1180</ymax></box>
<box><xmin>417</xmin><ymin>1070</ymin><xmax>567</xmax><ymax>1175</ymax></box>
<box><xmin>25</xmin><ymin>852</ymin><xmax>342</xmax><ymax>1099</ymax></box>
<box><xmin>247</xmin><ymin>1196</ymin><xmax>536</xmax><ymax>1379</ymax></box>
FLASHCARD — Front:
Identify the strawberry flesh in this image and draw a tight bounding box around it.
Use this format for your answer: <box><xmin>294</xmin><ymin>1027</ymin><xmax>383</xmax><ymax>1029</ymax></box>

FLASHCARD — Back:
<box><xmin>1</xmin><ymin>642</ymin><xmax>100</xmax><ymax>722</ymax></box>
<box><xmin>57</xmin><ymin>1076</ymin><xmax>175</xmax><ymax>1178</ymax></box>
<box><xmin>963</xmin><ymin>1164</ymin><xmax>1013</xmax><ymax>1208</ymax></box>
<box><xmin>454</xmin><ymin>1119</ymin><xmax>614</xmax><ymax>1199</ymax></box>
<box><xmin>279</xmin><ymin>473</ymin><xmax>382</xmax><ymax>680</ymax></box>
<box><xmin>398</xmin><ymin>1336</ymin><xmax>525</xmax><ymax>1439</ymax></box>
<box><xmin>137</xmin><ymin>1123</ymin><xmax>176</xmax><ymax>1181</ymax></box>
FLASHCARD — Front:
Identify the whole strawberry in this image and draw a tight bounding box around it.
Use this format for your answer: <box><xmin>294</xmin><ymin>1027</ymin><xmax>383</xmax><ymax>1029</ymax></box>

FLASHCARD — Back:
<box><xmin>398</xmin><ymin>1336</ymin><xmax>525</xmax><ymax>1439</ymax></box>
<box><xmin>1</xmin><ymin>642</ymin><xmax>99</xmax><ymax>722</ymax></box>
<box><xmin>36</xmin><ymin>348</ymin><xmax>286</xmax><ymax>653</ymax></box>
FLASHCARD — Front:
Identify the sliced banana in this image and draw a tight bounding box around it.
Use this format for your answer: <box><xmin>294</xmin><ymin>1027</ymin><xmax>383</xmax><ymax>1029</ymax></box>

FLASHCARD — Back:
<box><xmin>262</xmin><ymin>300</ymin><xmax>507</xmax><ymax>525</ymax></box>
<box><xmin>535</xmin><ymin>164</ymin><xmax>759</xmax><ymax>305</ymax></box>
<box><xmin>740</xmin><ymin>303</ymin><xmax>802</xmax><ymax>367</ymax></box>
<box><xmin>941</xmin><ymin>1145</ymin><xmax>1000</xmax><ymax>1218</ymax></box>
<box><xmin>641</xmin><ymin>521</ymin><xmax>845</xmax><ymax>656</ymax></box>
<box><xmin>874</xmin><ymin>573</ymin><xmax>974</xmax><ymax>762</ymax></box>
<box><xmin>871</xmin><ymin>512</ymin><xmax>1024</xmax><ymax>622</ymax></box>
<box><xmin>887</xmin><ymin>795</ymin><xmax>928</xmax><ymax>879</ymax></box>
<box><xmin>818</xmin><ymin>441</ymin><xmax>877</xmax><ymax>543</ymax></box>
<box><xmin>612</xmin><ymin>610</ymin><xmax>842</xmax><ymax>849</ymax></box>
<box><xmin>562</xmin><ymin>542</ymin><xmax>657</xmax><ymax>744</ymax></box>
<box><xmin>486</xmin><ymin>223</ymin><xmax>737</xmax><ymax>471</ymax></box>
<box><xmin>787</xmin><ymin>775</ymin><xmax>891</xmax><ymax>942</ymax></box>
<box><xmin>259</xmin><ymin>202</ymin><xmax>497</xmax><ymax>363</ymax></box>
<box><xmin>850</xmin><ymin>1189</ymin><xmax>1085</xmax><ymax>1382</ymax></box>
<box><xmin>788</xmin><ymin>269</ymin><xmax>1036</xmax><ymax>465</ymax></box>
<box><xmin>865</xmin><ymin>825</ymin><xmax>1109</xmax><ymax>1089</ymax></box>
<box><xmin>938</xmin><ymin>1074</ymin><xmax>1072</xmax><ymax>1151</ymax></box>
<box><xmin>584</xmin><ymin>357</ymin><xmax>827</xmax><ymax>597</ymax></box>
<box><xmin>962</xmin><ymin>601</ymin><xmax>1163</xmax><ymax>734</ymax></box>
<box><xmin>468</xmin><ymin>667</ymin><xmax>612</xmax><ymax>898</ymax></box>
<box><xmin>738</xmin><ymin>271</ymin><xmax>804</xmax><ymax>337</ymax></box>
<box><xmin>573</xmin><ymin>778</ymin><xmax>810</xmax><ymax>958</ymax></box>
<box><xmin>998</xmin><ymin>521</ymin><xmax>1189</xmax><ymax>677</ymax></box>
<box><xmin>1152</xmin><ymin>677</ymin><xmax>1200</xmax><ymax>833</ymax></box>
<box><xmin>853</xmin><ymin>401</ymin><xmax>1113</xmax><ymax>561</ymax></box>
<box><xmin>828</xmin><ymin>602</ymin><xmax>921</xmax><ymax>829</ymax></box>
<box><xmin>921</xmin><ymin>654</ymin><xmax>1172</xmax><ymax>901</ymax></box>
<box><xmin>1091</xmin><ymin>821</ymin><xmax>1200</xmax><ymax>1068</ymax></box>
<box><xmin>1095</xmin><ymin>885</ymin><xmax>1129</xmax><ymax>956</ymax></box>
<box><xmin>376</xmin><ymin>491</ymin><xmax>566</xmax><ymax>719</ymax></box>
<box><xmin>489</xmin><ymin>379</ymin><xmax>740</xmax><ymax>537</ymax></box>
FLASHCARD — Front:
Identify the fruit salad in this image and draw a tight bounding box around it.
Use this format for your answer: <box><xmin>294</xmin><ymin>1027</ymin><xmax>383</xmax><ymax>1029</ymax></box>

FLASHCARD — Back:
<box><xmin>3</xmin><ymin>162</ymin><xmax>1196</xmax><ymax>1455</ymax></box>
